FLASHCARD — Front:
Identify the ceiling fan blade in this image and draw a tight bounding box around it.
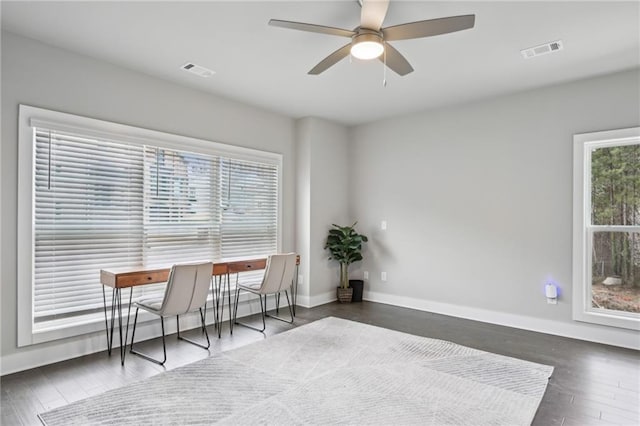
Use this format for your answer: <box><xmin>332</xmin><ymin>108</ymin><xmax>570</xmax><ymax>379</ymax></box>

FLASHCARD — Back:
<box><xmin>308</xmin><ymin>44</ymin><xmax>352</xmax><ymax>75</ymax></box>
<box><xmin>269</xmin><ymin>19</ymin><xmax>355</xmax><ymax>38</ymax></box>
<box><xmin>380</xmin><ymin>43</ymin><xmax>414</xmax><ymax>76</ymax></box>
<box><xmin>360</xmin><ymin>0</ymin><xmax>390</xmax><ymax>31</ymax></box>
<box><xmin>382</xmin><ymin>15</ymin><xmax>475</xmax><ymax>41</ymax></box>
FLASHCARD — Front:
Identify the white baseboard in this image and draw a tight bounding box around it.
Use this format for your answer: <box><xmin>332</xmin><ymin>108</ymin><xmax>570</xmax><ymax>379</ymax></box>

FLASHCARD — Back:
<box><xmin>0</xmin><ymin>296</ymin><xmax>275</xmax><ymax>376</ymax></box>
<box><xmin>364</xmin><ymin>290</ymin><xmax>640</xmax><ymax>350</ymax></box>
<box><xmin>295</xmin><ymin>290</ymin><xmax>336</xmax><ymax>308</ymax></box>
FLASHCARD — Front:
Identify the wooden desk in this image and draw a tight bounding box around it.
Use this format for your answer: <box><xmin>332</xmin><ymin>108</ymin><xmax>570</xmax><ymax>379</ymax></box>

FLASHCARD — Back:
<box><xmin>100</xmin><ymin>256</ymin><xmax>299</xmax><ymax>364</ymax></box>
<box><xmin>100</xmin><ymin>263</ymin><xmax>228</xmax><ymax>289</ymax></box>
<box><xmin>100</xmin><ymin>257</ymin><xmax>298</xmax><ymax>288</ymax></box>
<box><xmin>227</xmin><ymin>258</ymin><xmax>267</xmax><ymax>274</ymax></box>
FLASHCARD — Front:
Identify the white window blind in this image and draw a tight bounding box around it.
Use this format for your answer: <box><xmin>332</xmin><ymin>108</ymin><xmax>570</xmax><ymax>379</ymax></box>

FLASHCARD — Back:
<box><xmin>143</xmin><ymin>147</ymin><xmax>220</xmax><ymax>267</ymax></box>
<box><xmin>34</xmin><ymin>129</ymin><xmax>144</xmax><ymax>323</ymax></box>
<box><xmin>31</xmin><ymin>125</ymin><xmax>279</xmax><ymax>328</ymax></box>
<box><xmin>220</xmin><ymin>158</ymin><xmax>278</xmax><ymax>259</ymax></box>
<box><xmin>220</xmin><ymin>159</ymin><xmax>279</xmax><ymax>285</ymax></box>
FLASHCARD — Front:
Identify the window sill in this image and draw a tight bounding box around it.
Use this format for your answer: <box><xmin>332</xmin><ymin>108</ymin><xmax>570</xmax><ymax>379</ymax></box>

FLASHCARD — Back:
<box><xmin>27</xmin><ymin>308</ymin><xmax>161</xmax><ymax>346</ymax></box>
<box><xmin>573</xmin><ymin>308</ymin><xmax>640</xmax><ymax>331</ymax></box>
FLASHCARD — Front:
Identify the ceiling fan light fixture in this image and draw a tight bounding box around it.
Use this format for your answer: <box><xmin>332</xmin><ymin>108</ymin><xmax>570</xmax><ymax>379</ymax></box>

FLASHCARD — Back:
<box><xmin>350</xmin><ymin>32</ymin><xmax>384</xmax><ymax>60</ymax></box>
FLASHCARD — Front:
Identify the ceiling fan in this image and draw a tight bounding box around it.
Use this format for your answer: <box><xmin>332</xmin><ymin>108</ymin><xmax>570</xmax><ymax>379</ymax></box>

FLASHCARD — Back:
<box><xmin>269</xmin><ymin>0</ymin><xmax>475</xmax><ymax>76</ymax></box>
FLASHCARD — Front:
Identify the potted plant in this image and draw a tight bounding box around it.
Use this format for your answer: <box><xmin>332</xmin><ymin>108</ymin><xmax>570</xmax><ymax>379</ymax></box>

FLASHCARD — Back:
<box><xmin>324</xmin><ymin>222</ymin><xmax>368</xmax><ymax>303</ymax></box>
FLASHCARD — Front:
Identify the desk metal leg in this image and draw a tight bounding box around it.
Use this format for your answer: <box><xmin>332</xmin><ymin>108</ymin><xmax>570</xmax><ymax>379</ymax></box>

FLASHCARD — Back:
<box><xmin>117</xmin><ymin>289</ymin><xmax>123</xmax><ymax>362</ymax></box>
<box><xmin>102</xmin><ymin>286</ymin><xmax>133</xmax><ymax>365</ymax></box>
<box><xmin>217</xmin><ymin>275</ymin><xmax>222</xmax><ymax>337</ymax></box>
<box><xmin>209</xmin><ymin>277</ymin><xmax>216</xmax><ymax>336</ymax></box>
<box><xmin>120</xmin><ymin>289</ymin><xmax>133</xmax><ymax>365</ymax></box>
<box><xmin>227</xmin><ymin>273</ymin><xmax>233</xmax><ymax>335</ymax></box>
<box><xmin>209</xmin><ymin>278</ymin><xmax>219</xmax><ymax>334</ymax></box>
<box><xmin>109</xmin><ymin>289</ymin><xmax>118</xmax><ymax>354</ymax></box>
<box><xmin>213</xmin><ymin>275</ymin><xmax>223</xmax><ymax>338</ymax></box>
<box><xmin>213</xmin><ymin>274</ymin><xmax>229</xmax><ymax>338</ymax></box>
<box><xmin>102</xmin><ymin>285</ymin><xmax>113</xmax><ymax>355</ymax></box>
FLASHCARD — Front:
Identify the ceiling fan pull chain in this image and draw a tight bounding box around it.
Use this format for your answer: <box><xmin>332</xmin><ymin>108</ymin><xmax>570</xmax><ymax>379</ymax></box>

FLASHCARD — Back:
<box><xmin>382</xmin><ymin>42</ymin><xmax>387</xmax><ymax>87</ymax></box>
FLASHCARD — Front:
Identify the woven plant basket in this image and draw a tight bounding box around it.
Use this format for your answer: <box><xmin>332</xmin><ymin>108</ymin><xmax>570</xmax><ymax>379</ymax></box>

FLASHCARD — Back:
<box><xmin>336</xmin><ymin>287</ymin><xmax>353</xmax><ymax>303</ymax></box>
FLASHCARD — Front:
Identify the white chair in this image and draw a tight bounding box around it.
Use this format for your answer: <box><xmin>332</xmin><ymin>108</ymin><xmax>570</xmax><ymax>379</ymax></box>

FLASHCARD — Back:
<box><xmin>232</xmin><ymin>253</ymin><xmax>296</xmax><ymax>332</ymax></box>
<box><xmin>129</xmin><ymin>262</ymin><xmax>213</xmax><ymax>365</ymax></box>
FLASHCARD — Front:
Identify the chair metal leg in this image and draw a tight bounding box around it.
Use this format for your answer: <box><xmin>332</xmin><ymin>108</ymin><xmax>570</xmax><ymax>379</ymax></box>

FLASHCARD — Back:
<box><xmin>292</xmin><ymin>264</ymin><xmax>299</xmax><ymax>316</ymax></box>
<box><xmin>234</xmin><ymin>291</ymin><xmax>267</xmax><ymax>333</ymax></box>
<box><xmin>265</xmin><ymin>290</ymin><xmax>294</xmax><ymax>324</ymax></box>
<box><xmin>261</xmin><ymin>295</ymin><xmax>266</xmax><ymax>330</ymax></box>
<box><xmin>232</xmin><ymin>286</ymin><xmax>241</xmax><ymax>325</ymax></box>
<box><xmin>129</xmin><ymin>308</ymin><xmax>167</xmax><ymax>366</ymax></box>
<box><xmin>201</xmin><ymin>303</ymin><xmax>208</xmax><ymax>333</ymax></box>
<box><xmin>176</xmin><ymin>309</ymin><xmax>210</xmax><ymax>349</ymax></box>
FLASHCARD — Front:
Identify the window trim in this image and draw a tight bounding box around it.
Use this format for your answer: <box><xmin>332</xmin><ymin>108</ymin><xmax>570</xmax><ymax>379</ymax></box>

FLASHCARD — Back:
<box><xmin>18</xmin><ymin>105</ymin><xmax>283</xmax><ymax>346</ymax></box>
<box><xmin>572</xmin><ymin>126</ymin><xmax>640</xmax><ymax>330</ymax></box>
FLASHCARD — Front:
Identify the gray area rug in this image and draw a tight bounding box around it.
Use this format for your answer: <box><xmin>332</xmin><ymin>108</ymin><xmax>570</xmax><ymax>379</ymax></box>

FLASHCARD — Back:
<box><xmin>39</xmin><ymin>317</ymin><xmax>553</xmax><ymax>425</ymax></box>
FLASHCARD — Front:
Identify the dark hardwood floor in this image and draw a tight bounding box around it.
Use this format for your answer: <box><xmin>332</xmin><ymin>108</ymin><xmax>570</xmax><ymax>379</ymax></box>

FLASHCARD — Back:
<box><xmin>1</xmin><ymin>301</ymin><xmax>639</xmax><ymax>425</ymax></box>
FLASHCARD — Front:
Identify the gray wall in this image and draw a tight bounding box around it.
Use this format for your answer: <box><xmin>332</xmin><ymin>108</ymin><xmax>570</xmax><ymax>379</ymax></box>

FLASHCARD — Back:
<box><xmin>350</xmin><ymin>68</ymin><xmax>640</xmax><ymax>349</ymax></box>
<box><xmin>1</xmin><ymin>32</ymin><xmax>296</xmax><ymax>371</ymax></box>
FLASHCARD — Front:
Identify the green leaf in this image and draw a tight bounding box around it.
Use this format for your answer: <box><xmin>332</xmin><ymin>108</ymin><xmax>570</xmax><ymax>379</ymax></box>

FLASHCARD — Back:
<box><xmin>324</xmin><ymin>222</ymin><xmax>368</xmax><ymax>268</ymax></box>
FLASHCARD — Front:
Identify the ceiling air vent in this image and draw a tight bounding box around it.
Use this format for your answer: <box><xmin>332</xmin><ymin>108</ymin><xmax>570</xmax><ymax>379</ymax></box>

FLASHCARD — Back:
<box><xmin>521</xmin><ymin>40</ymin><xmax>563</xmax><ymax>59</ymax></box>
<box><xmin>181</xmin><ymin>62</ymin><xmax>215</xmax><ymax>77</ymax></box>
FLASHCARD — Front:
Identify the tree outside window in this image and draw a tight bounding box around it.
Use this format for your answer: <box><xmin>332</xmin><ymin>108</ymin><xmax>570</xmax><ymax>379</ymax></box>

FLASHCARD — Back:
<box><xmin>590</xmin><ymin>144</ymin><xmax>640</xmax><ymax>313</ymax></box>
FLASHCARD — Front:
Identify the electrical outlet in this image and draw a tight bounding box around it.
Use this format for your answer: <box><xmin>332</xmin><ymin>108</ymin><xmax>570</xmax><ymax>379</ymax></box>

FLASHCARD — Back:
<box><xmin>297</xmin><ymin>274</ymin><xmax>303</xmax><ymax>284</ymax></box>
<box><xmin>381</xmin><ymin>272</ymin><xmax>387</xmax><ymax>281</ymax></box>
<box><xmin>381</xmin><ymin>220</ymin><xmax>387</xmax><ymax>230</ymax></box>
<box><xmin>363</xmin><ymin>271</ymin><xmax>369</xmax><ymax>280</ymax></box>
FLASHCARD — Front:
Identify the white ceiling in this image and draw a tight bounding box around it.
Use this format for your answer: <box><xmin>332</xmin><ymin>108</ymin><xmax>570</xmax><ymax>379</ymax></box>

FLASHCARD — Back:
<box><xmin>2</xmin><ymin>1</ymin><xmax>639</xmax><ymax>126</ymax></box>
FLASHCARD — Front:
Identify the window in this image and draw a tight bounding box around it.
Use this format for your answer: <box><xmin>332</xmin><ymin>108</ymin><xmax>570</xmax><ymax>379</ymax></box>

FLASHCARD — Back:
<box><xmin>18</xmin><ymin>105</ymin><xmax>281</xmax><ymax>345</ymax></box>
<box><xmin>573</xmin><ymin>127</ymin><xmax>640</xmax><ymax>330</ymax></box>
